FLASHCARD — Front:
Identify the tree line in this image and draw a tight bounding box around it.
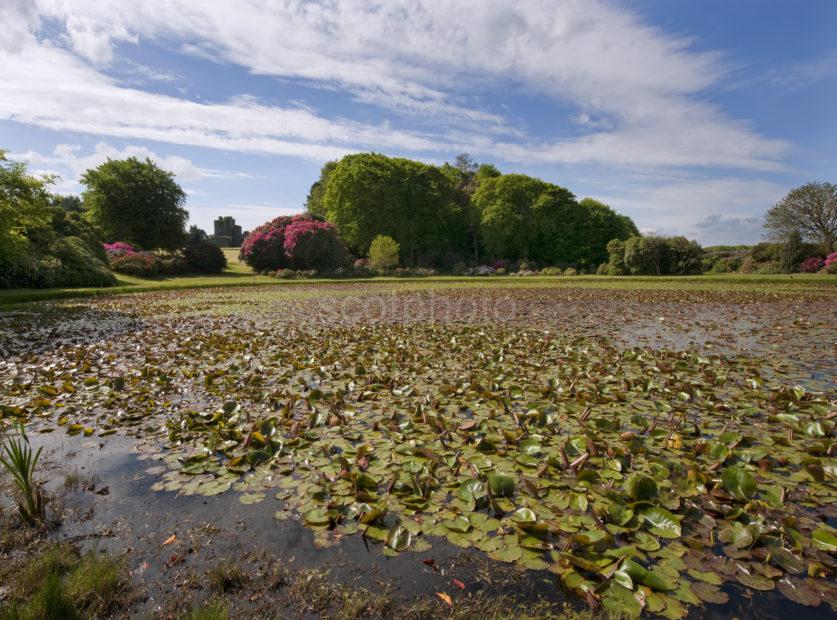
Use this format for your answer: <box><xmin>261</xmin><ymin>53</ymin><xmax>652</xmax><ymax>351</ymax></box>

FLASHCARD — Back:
<box><xmin>305</xmin><ymin>152</ymin><xmax>638</xmax><ymax>270</ymax></box>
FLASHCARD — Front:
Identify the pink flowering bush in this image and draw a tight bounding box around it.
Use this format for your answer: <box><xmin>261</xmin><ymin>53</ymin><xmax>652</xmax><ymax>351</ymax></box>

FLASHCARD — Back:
<box><xmin>239</xmin><ymin>215</ymin><xmax>293</xmax><ymax>272</ymax></box>
<box><xmin>103</xmin><ymin>241</ymin><xmax>136</xmax><ymax>256</ymax></box>
<box><xmin>825</xmin><ymin>252</ymin><xmax>837</xmax><ymax>267</ymax></box>
<box><xmin>240</xmin><ymin>214</ymin><xmax>349</xmax><ymax>272</ymax></box>
<box><xmin>799</xmin><ymin>256</ymin><xmax>825</xmax><ymax>273</ymax></box>
<box><xmin>283</xmin><ymin>218</ymin><xmax>350</xmax><ymax>271</ymax></box>
<box><xmin>109</xmin><ymin>250</ymin><xmax>159</xmax><ymax>276</ymax></box>
<box><xmin>103</xmin><ymin>241</ymin><xmax>163</xmax><ymax>276</ymax></box>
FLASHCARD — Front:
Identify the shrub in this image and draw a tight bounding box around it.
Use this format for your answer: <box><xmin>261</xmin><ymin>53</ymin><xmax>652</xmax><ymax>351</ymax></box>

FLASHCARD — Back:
<box><xmin>368</xmin><ymin>235</ymin><xmax>400</xmax><ymax>272</ymax></box>
<box><xmin>472</xmin><ymin>265</ymin><xmax>496</xmax><ymax>276</ymax></box>
<box><xmin>755</xmin><ymin>260</ymin><xmax>783</xmax><ymax>274</ymax></box>
<box><xmin>239</xmin><ymin>215</ymin><xmax>294</xmax><ymax>272</ymax></box>
<box><xmin>109</xmin><ymin>251</ymin><xmax>159</xmax><ymax>277</ymax></box>
<box><xmin>283</xmin><ymin>218</ymin><xmax>350</xmax><ymax>271</ymax></box>
<box><xmin>350</xmin><ymin>260</ymin><xmax>375</xmax><ymax>278</ymax></box>
<box><xmin>665</xmin><ymin>237</ymin><xmax>703</xmax><ymax>275</ymax></box>
<box><xmin>708</xmin><ymin>258</ymin><xmax>731</xmax><ymax>274</ymax></box>
<box><xmin>826</xmin><ymin>261</ymin><xmax>837</xmax><ymax>274</ymax></box>
<box><xmin>563</xmin><ymin>267</ymin><xmax>578</xmax><ymax>276</ymax></box>
<box><xmin>241</xmin><ymin>214</ymin><xmax>350</xmax><ymax>272</ymax></box>
<box><xmin>751</xmin><ymin>242</ymin><xmax>781</xmax><ymax>263</ymax></box>
<box><xmin>157</xmin><ymin>255</ymin><xmax>187</xmax><ymax>275</ymax></box>
<box><xmin>825</xmin><ymin>252</ymin><xmax>837</xmax><ymax>267</ymax></box>
<box><xmin>780</xmin><ymin>231</ymin><xmax>803</xmax><ymax>273</ymax></box>
<box><xmin>540</xmin><ymin>267</ymin><xmax>563</xmax><ymax>276</ymax></box>
<box><xmin>596</xmin><ymin>263</ymin><xmax>608</xmax><ymax>275</ymax></box>
<box><xmin>799</xmin><ymin>256</ymin><xmax>825</xmax><ymax>273</ymax></box>
<box><xmin>493</xmin><ymin>259</ymin><xmax>510</xmax><ymax>270</ymax></box>
<box><xmin>273</xmin><ymin>268</ymin><xmax>317</xmax><ymax>279</ymax></box>
<box><xmin>605</xmin><ymin>239</ymin><xmax>626</xmax><ymax>275</ymax></box>
<box><xmin>184</xmin><ymin>240</ymin><xmax>227</xmax><ymax>273</ymax></box>
<box><xmin>103</xmin><ymin>241</ymin><xmax>136</xmax><ymax>256</ymax></box>
<box><xmin>495</xmin><ymin>267</ymin><xmax>507</xmax><ymax>275</ymax></box>
<box><xmin>451</xmin><ymin>261</ymin><xmax>469</xmax><ymax>276</ymax></box>
<box><xmin>51</xmin><ymin>237</ymin><xmax>116</xmax><ymax>287</ymax></box>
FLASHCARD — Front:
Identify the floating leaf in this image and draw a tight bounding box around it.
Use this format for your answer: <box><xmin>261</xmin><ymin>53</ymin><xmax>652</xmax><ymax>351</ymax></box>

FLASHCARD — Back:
<box><xmin>640</xmin><ymin>507</ymin><xmax>681</xmax><ymax>538</ymax></box>
<box><xmin>721</xmin><ymin>466</ymin><xmax>757</xmax><ymax>501</ymax></box>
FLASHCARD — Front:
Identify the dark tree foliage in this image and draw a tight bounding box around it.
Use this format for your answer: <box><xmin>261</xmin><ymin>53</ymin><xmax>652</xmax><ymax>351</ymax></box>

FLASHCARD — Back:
<box><xmin>53</xmin><ymin>194</ymin><xmax>83</xmax><ymax>213</ymax></box>
<box><xmin>81</xmin><ymin>157</ymin><xmax>188</xmax><ymax>250</ymax></box>
<box><xmin>779</xmin><ymin>230</ymin><xmax>803</xmax><ymax>273</ymax></box>
<box><xmin>473</xmin><ymin>176</ymin><xmax>636</xmax><ymax>266</ymax></box>
<box><xmin>183</xmin><ymin>239</ymin><xmax>227</xmax><ymax>273</ymax></box>
<box><xmin>609</xmin><ymin>235</ymin><xmax>703</xmax><ymax>276</ymax></box>
<box><xmin>186</xmin><ymin>225</ymin><xmax>208</xmax><ymax>245</ymax></box>
<box><xmin>0</xmin><ymin>153</ymin><xmax>114</xmax><ymax>289</ymax></box>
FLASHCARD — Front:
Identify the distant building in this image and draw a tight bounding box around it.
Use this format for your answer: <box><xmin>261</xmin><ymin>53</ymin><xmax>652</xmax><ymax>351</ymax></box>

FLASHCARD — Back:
<box><xmin>210</xmin><ymin>216</ymin><xmax>244</xmax><ymax>247</ymax></box>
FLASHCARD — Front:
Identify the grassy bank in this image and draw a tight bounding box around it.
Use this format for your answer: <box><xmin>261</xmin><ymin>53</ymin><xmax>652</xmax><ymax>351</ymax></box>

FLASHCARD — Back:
<box><xmin>1</xmin><ymin>247</ymin><xmax>835</xmax><ymax>307</ymax></box>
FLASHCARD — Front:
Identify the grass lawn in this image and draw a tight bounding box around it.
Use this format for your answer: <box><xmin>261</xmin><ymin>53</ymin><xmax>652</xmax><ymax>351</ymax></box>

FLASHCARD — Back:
<box><xmin>1</xmin><ymin>246</ymin><xmax>835</xmax><ymax>307</ymax></box>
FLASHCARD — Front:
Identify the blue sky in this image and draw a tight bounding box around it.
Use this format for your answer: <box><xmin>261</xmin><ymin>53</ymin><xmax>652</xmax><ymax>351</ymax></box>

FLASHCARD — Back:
<box><xmin>2</xmin><ymin>1</ymin><xmax>835</xmax><ymax>245</ymax></box>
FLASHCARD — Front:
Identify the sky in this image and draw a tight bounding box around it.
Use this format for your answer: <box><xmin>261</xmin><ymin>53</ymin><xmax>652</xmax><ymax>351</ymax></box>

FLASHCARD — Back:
<box><xmin>1</xmin><ymin>0</ymin><xmax>835</xmax><ymax>246</ymax></box>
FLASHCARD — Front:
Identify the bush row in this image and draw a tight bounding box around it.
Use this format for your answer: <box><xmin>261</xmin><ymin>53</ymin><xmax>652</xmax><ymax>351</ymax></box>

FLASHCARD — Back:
<box><xmin>105</xmin><ymin>240</ymin><xmax>226</xmax><ymax>277</ymax></box>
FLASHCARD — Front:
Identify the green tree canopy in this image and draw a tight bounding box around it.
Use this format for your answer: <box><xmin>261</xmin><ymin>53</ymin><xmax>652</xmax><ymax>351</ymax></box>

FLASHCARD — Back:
<box><xmin>577</xmin><ymin>198</ymin><xmax>639</xmax><ymax>266</ymax></box>
<box><xmin>0</xmin><ymin>150</ymin><xmax>53</xmax><ymax>262</ymax></box>
<box><xmin>81</xmin><ymin>157</ymin><xmax>188</xmax><ymax>250</ymax></box>
<box><xmin>319</xmin><ymin>153</ymin><xmax>467</xmax><ymax>265</ymax></box>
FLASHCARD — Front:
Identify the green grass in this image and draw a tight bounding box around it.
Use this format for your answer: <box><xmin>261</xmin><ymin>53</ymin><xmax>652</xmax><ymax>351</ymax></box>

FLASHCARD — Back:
<box><xmin>0</xmin><ymin>546</ymin><xmax>130</xmax><ymax>620</ymax></box>
<box><xmin>1</xmin><ymin>246</ymin><xmax>835</xmax><ymax>307</ymax></box>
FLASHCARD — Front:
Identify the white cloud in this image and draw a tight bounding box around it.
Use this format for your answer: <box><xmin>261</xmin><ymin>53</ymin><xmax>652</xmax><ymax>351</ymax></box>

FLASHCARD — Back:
<box><xmin>11</xmin><ymin>142</ymin><xmax>248</xmax><ymax>191</ymax></box>
<box><xmin>592</xmin><ymin>177</ymin><xmax>786</xmax><ymax>244</ymax></box>
<box><xmin>0</xmin><ymin>0</ymin><xmax>789</xmax><ymax>172</ymax></box>
<box><xmin>693</xmin><ymin>214</ymin><xmax>765</xmax><ymax>246</ymax></box>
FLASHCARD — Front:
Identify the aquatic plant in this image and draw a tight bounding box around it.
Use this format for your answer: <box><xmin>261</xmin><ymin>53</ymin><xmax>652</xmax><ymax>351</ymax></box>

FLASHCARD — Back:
<box><xmin>0</xmin><ymin>422</ymin><xmax>45</xmax><ymax>524</ymax></box>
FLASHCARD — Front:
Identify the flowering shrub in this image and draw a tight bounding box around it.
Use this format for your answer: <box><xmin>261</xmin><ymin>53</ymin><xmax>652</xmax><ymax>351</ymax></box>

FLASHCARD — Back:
<box><xmin>109</xmin><ymin>251</ymin><xmax>159</xmax><ymax>276</ymax></box>
<box><xmin>240</xmin><ymin>214</ymin><xmax>349</xmax><ymax>272</ymax></box>
<box><xmin>103</xmin><ymin>241</ymin><xmax>163</xmax><ymax>276</ymax></box>
<box><xmin>283</xmin><ymin>218</ymin><xmax>350</xmax><ymax>271</ymax></box>
<box><xmin>540</xmin><ymin>267</ymin><xmax>563</xmax><ymax>276</ymax></box>
<box><xmin>239</xmin><ymin>215</ymin><xmax>293</xmax><ymax>272</ymax></box>
<box><xmin>493</xmin><ymin>259</ymin><xmax>510</xmax><ymax>270</ymax></box>
<box><xmin>799</xmin><ymin>256</ymin><xmax>825</xmax><ymax>273</ymax></box>
<box><xmin>471</xmin><ymin>265</ymin><xmax>496</xmax><ymax>276</ymax></box>
<box><xmin>825</xmin><ymin>252</ymin><xmax>837</xmax><ymax>267</ymax></box>
<box><xmin>103</xmin><ymin>241</ymin><xmax>136</xmax><ymax>256</ymax></box>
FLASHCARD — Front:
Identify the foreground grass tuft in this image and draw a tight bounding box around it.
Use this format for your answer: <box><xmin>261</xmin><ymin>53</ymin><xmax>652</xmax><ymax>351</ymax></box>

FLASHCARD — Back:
<box><xmin>0</xmin><ymin>545</ymin><xmax>131</xmax><ymax>620</ymax></box>
<box><xmin>207</xmin><ymin>559</ymin><xmax>250</xmax><ymax>593</ymax></box>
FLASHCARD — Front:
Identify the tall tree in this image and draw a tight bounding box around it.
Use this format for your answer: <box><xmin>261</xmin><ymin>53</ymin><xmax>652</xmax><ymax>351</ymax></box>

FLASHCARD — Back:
<box><xmin>765</xmin><ymin>182</ymin><xmax>837</xmax><ymax>249</ymax></box>
<box><xmin>577</xmin><ymin>198</ymin><xmax>639</xmax><ymax>266</ymax></box>
<box><xmin>81</xmin><ymin>157</ymin><xmax>187</xmax><ymax>250</ymax></box>
<box><xmin>0</xmin><ymin>150</ymin><xmax>53</xmax><ymax>263</ymax></box>
<box><xmin>305</xmin><ymin>160</ymin><xmax>337</xmax><ymax>217</ymax></box>
<box><xmin>320</xmin><ymin>153</ymin><xmax>466</xmax><ymax>265</ymax></box>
